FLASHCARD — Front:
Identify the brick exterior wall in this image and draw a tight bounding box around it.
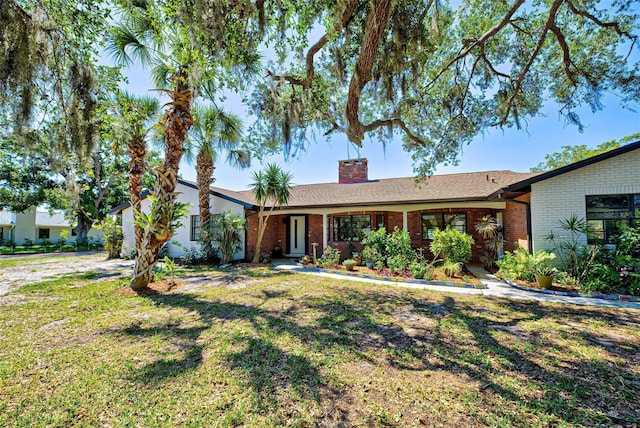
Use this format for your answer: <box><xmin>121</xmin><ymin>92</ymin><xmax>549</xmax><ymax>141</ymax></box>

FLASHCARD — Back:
<box><xmin>530</xmin><ymin>148</ymin><xmax>640</xmax><ymax>253</ymax></box>
<box><xmin>245</xmin><ymin>213</ymin><xmax>287</xmax><ymax>260</ymax></box>
<box><xmin>338</xmin><ymin>158</ymin><xmax>368</xmax><ymax>183</ymax></box>
<box><xmin>246</xmin><ymin>206</ymin><xmax>530</xmax><ymax>263</ymax></box>
<box><xmin>503</xmin><ymin>195</ymin><xmax>530</xmax><ymax>252</ymax></box>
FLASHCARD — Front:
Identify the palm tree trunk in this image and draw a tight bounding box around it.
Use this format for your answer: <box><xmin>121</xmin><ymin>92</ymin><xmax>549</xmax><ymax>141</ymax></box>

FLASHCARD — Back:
<box><xmin>130</xmin><ymin>72</ymin><xmax>193</xmax><ymax>291</ymax></box>
<box><xmin>128</xmin><ymin>135</ymin><xmax>146</xmax><ymax>253</ymax></box>
<box><xmin>196</xmin><ymin>150</ymin><xmax>214</xmax><ymax>258</ymax></box>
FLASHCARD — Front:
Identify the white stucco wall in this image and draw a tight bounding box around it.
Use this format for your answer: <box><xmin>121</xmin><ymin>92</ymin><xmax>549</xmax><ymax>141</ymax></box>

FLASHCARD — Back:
<box><xmin>120</xmin><ymin>182</ymin><xmax>246</xmax><ymax>260</ymax></box>
<box><xmin>530</xmin><ymin>148</ymin><xmax>640</xmax><ymax>253</ymax></box>
<box><xmin>13</xmin><ymin>209</ymin><xmax>36</xmax><ymax>245</ymax></box>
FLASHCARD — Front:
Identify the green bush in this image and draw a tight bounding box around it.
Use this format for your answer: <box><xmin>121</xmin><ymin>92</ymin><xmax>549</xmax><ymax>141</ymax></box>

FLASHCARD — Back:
<box><xmin>212</xmin><ymin>209</ymin><xmax>246</xmax><ymax>264</ymax></box>
<box><xmin>430</xmin><ymin>227</ymin><xmax>474</xmax><ymax>264</ymax></box>
<box><xmin>384</xmin><ymin>227</ymin><xmax>414</xmax><ymax>271</ymax></box>
<box><xmin>343</xmin><ymin>259</ymin><xmax>356</xmax><ymax>268</ymax></box>
<box><xmin>496</xmin><ymin>247</ymin><xmax>535</xmax><ymax>282</ymax></box>
<box><xmin>362</xmin><ymin>228</ymin><xmax>388</xmax><ymax>263</ymax></box>
<box><xmin>319</xmin><ymin>246</ymin><xmax>341</xmax><ymax>267</ymax></box>
<box><xmin>497</xmin><ymin>249</ymin><xmax>558</xmax><ymax>283</ymax></box>
<box><xmin>409</xmin><ymin>261</ymin><xmax>429</xmax><ymax>279</ymax></box>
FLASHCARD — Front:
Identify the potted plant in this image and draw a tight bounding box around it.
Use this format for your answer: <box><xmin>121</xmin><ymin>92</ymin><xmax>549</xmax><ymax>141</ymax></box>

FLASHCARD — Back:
<box><xmin>300</xmin><ymin>255</ymin><xmax>312</xmax><ymax>265</ymax></box>
<box><xmin>532</xmin><ymin>251</ymin><xmax>558</xmax><ymax>289</ymax></box>
<box><xmin>343</xmin><ymin>259</ymin><xmax>357</xmax><ymax>271</ymax></box>
<box><xmin>352</xmin><ymin>252</ymin><xmax>363</xmax><ymax>266</ymax></box>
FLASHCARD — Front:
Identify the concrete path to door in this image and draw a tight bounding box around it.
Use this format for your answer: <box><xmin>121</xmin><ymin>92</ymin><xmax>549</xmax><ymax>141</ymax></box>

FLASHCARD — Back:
<box><xmin>272</xmin><ymin>261</ymin><xmax>640</xmax><ymax>310</ymax></box>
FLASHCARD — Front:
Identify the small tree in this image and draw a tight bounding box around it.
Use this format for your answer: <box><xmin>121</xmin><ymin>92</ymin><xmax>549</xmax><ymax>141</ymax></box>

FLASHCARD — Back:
<box><xmin>98</xmin><ymin>217</ymin><xmax>124</xmax><ymax>259</ymax></box>
<box><xmin>212</xmin><ymin>210</ymin><xmax>247</xmax><ymax>264</ymax></box>
<box><xmin>249</xmin><ymin>164</ymin><xmax>293</xmax><ymax>264</ymax></box>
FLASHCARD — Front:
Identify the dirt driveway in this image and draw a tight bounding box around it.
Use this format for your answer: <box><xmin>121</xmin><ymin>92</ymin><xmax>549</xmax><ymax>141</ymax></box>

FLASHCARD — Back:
<box><xmin>0</xmin><ymin>253</ymin><xmax>134</xmax><ymax>296</ymax></box>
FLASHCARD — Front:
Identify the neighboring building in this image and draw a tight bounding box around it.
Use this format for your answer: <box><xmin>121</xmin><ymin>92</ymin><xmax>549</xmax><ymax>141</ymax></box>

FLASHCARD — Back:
<box><xmin>503</xmin><ymin>140</ymin><xmax>640</xmax><ymax>254</ymax></box>
<box><xmin>112</xmin><ymin>160</ymin><xmax>539</xmax><ymax>262</ymax></box>
<box><xmin>0</xmin><ymin>207</ymin><xmax>102</xmax><ymax>245</ymax></box>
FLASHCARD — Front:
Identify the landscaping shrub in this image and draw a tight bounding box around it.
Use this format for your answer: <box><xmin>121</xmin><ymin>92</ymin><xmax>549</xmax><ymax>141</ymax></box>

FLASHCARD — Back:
<box><xmin>385</xmin><ymin>227</ymin><xmax>414</xmax><ymax>271</ymax></box>
<box><xmin>180</xmin><ymin>246</ymin><xmax>202</xmax><ymax>265</ymax></box>
<box><xmin>319</xmin><ymin>246</ymin><xmax>341</xmax><ymax>267</ymax></box>
<box><xmin>409</xmin><ymin>261</ymin><xmax>429</xmax><ymax>279</ymax></box>
<box><xmin>212</xmin><ymin>209</ymin><xmax>246</xmax><ymax>264</ymax></box>
<box><xmin>100</xmin><ymin>217</ymin><xmax>124</xmax><ymax>259</ymax></box>
<box><xmin>430</xmin><ymin>227</ymin><xmax>474</xmax><ymax>264</ymax></box>
<box><xmin>362</xmin><ymin>227</ymin><xmax>387</xmax><ymax>264</ymax></box>
<box><xmin>496</xmin><ymin>247</ymin><xmax>536</xmax><ymax>282</ymax></box>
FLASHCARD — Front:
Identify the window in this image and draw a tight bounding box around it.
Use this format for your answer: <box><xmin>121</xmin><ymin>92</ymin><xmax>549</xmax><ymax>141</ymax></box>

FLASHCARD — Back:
<box><xmin>38</xmin><ymin>228</ymin><xmax>50</xmax><ymax>240</ymax></box>
<box><xmin>190</xmin><ymin>215</ymin><xmax>201</xmax><ymax>241</ymax></box>
<box><xmin>586</xmin><ymin>194</ymin><xmax>639</xmax><ymax>243</ymax></box>
<box><xmin>333</xmin><ymin>215</ymin><xmax>371</xmax><ymax>241</ymax></box>
<box><xmin>0</xmin><ymin>227</ymin><xmax>4</xmax><ymax>242</ymax></box>
<box><xmin>422</xmin><ymin>212</ymin><xmax>467</xmax><ymax>239</ymax></box>
<box><xmin>374</xmin><ymin>214</ymin><xmax>385</xmax><ymax>230</ymax></box>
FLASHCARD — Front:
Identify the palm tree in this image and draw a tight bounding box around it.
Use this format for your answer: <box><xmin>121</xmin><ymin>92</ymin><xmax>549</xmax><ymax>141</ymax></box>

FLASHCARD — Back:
<box><xmin>115</xmin><ymin>92</ymin><xmax>160</xmax><ymax>254</ymax></box>
<box><xmin>106</xmin><ymin>0</ymin><xmax>198</xmax><ymax>290</ymax></box>
<box><xmin>249</xmin><ymin>164</ymin><xmax>294</xmax><ymax>264</ymax></box>
<box><xmin>187</xmin><ymin>105</ymin><xmax>249</xmax><ymax>261</ymax></box>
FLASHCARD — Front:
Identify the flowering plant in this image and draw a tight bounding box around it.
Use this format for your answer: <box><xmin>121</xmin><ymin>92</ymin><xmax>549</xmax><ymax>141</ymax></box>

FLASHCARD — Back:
<box><xmin>300</xmin><ymin>255</ymin><xmax>312</xmax><ymax>263</ymax></box>
<box><xmin>362</xmin><ymin>246</ymin><xmax>382</xmax><ymax>263</ymax></box>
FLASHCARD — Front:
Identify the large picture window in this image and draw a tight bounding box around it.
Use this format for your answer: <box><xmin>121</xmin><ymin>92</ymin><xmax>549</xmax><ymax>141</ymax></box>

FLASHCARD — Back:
<box><xmin>190</xmin><ymin>215</ymin><xmax>201</xmax><ymax>241</ymax></box>
<box><xmin>586</xmin><ymin>194</ymin><xmax>639</xmax><ymax>243</ymax></box>
<box><xmin>422</xmin><ymin>212</ymin><xmax>467</xmax><ymax>240</ymax></box>
<box><xmin>333</xmin><ymin>215</ymin><xmax>371</xmax><ymax>241</ymax></box>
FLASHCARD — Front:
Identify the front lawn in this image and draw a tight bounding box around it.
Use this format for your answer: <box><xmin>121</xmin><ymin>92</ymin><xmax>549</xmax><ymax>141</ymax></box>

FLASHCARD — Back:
<box><xmin>0</xmin><ymin>264</ymin><xmax>638</xmax><ymax>427</ymax></box>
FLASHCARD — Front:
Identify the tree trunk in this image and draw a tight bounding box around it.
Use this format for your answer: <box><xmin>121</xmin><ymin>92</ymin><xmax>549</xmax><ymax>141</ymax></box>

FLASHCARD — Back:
<box><xmin>345</xmin><ymin>0</ymin><xmax>393</xmax><ymax>145</ymax></box>
<box><xmin>128</xmin><ymin>135</ymin><xmax>147</xmax><ymax>253</ymax></box>
<box><xmin>75</xmin><ymin>211</ymin><xmax>93</xmax><ymax>245</ymax></box>
<box><xmin>251</xmin><ymin>212</ymin><xmax>266</xmax><ymax>264</ymax></box>
<box><xmin>196</xmin><ymin>150</ymin><xmax>214</xmax><ymax>259</ymax></box>
<box><xmin>129</xmin><ymin>72</ymin><xmax>193</xmax><ymax>291</ymax></box>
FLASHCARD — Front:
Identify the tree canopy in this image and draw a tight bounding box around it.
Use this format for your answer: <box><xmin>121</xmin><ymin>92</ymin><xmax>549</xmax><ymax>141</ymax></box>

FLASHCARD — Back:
<box><xmin>530</xmin><ymin>132</ymin><xmax>640</xmax><ymax>171</ymax></box>
<box><xmin>248</xmin><ymin>0</ymin><xmax>640</xmax><ymax>175</ymax></box>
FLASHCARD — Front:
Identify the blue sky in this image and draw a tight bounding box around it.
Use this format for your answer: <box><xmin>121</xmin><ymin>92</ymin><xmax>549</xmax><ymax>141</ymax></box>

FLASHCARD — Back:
<box><xmin>121</xmin><ymin>61</ymin><xmax>639</xmax><ymax>192</ymax></box>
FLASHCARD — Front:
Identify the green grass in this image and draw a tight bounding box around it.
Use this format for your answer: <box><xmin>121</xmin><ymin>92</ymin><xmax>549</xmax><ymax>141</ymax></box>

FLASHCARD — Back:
<box><xmin>0</xmin><ymin>264</ymin><xmax>638</xmax><ymax>427</ymax></box>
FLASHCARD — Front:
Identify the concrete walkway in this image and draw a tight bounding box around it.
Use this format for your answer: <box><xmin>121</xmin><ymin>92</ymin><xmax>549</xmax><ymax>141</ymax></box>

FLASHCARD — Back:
<box><xmin>273</xmin><ymin>261</ymin><xmax>640</xmax><ymax>310</ymax></box>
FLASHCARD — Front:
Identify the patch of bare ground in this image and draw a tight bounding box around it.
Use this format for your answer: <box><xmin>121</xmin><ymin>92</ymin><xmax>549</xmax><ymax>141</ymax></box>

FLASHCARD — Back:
<box><xmin>116</xmin><ymin>272</ymin><xmax>262</xmax><ymax>296</ymax></box>
<box><xmin>0</xmin><ymin>253</ymin><xmax>134</xmax><ymax>295</ymax></box>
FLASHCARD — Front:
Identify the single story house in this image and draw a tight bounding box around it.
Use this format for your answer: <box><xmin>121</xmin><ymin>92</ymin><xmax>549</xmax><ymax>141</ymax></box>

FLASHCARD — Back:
<box><xmin>112</xmin><ymin>159</ymin><xmax>540</xmax><ymax>262</ymax></box>
<box><xmin>502</xmin><ymin>140</ymin><xmax>640</xmax><ymax>253</ymax></box>
<box><xmin>110</xmin><ymin>180</ymin><xmax>252</xmax><ymax>260</ymax></box>
<box><xmin>0</xmin><ymin>207</ymin><xmax>102</xmax><ymax>245</ymax></box>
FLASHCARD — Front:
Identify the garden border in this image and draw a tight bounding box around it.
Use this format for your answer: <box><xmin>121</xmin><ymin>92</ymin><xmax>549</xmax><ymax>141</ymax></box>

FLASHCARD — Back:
<box><xmin>501</xmin><ymin>278</ymin><xmax>640</xmax><ymax>302</ymax></box>
<box><xmin>298</xmin><ymin>263</ymin><xmax>487</xmax><ymax>289</ymax></box>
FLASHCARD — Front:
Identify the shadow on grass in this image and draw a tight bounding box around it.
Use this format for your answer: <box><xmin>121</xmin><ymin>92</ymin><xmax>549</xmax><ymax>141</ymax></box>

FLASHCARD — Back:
<box><xmin>114</xmin><ymin>280</ymin><xmax>640</xmax><ymax>425</ymax></box>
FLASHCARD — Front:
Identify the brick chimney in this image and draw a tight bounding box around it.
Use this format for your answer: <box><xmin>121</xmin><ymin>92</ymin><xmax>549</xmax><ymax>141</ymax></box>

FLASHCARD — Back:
<box><xmin>338</xmin><ymin>158</ymin><xmax>368</xmax><ymax>183</ymax></box>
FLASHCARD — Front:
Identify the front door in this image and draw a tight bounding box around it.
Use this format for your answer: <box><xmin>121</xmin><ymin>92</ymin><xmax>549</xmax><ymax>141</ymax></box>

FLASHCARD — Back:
<box><xmin>288</xmin><ymin>215</ymin><xmax>306</xmax><ymax>257</ymax></box>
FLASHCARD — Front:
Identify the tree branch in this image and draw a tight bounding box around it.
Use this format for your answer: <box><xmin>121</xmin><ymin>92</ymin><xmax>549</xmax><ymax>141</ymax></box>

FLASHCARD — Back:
<box><xmin>501</xmin><ymin>0</ymin><xmax>564</xmax><ymax>125</ymax></box>
<box><xmin>549</xmin><ymin>25</ymin><xmax>576</xmax><ymax>84</ymax></box>
<box><xmin>566</xmin><ymin>0</ymin><xmax>637</xmax><ymax>59</ymax></box>
<box><xmin>266</xmin><ymin>0</ymin><xmax>360</xmax><ymax>89</ymax></box>
<box><xmin>425</xmin><ymin>0</ymin><xmax>526</xmax><ymax>90</ymax></box>
<box><xmin>362</xmin><ymin>117</ymin><xmax>426</xmax><ymax>148</ymax></box>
